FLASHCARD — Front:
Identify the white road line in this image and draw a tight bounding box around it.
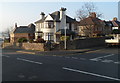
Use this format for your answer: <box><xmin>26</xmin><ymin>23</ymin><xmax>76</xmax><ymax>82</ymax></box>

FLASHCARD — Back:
<box><xmin>63</xmin><ymin>67</ymin><xmax>120</xmax><ymax>81</ymax></box>
<box><xmin>101</xmin><ymin>60</ymin><xmax>114</xmax><ymax>63</ymax></box>
<box><xmin>114</xmin><ymin>62</ymin><xmax>120</xmax><ymax>64</ymax></box>
<box><xmin>71</xmin><ymin>57</ymin><xmax>78</xmax><ymax>59</ymax></box>
<box><xmin>90</xmin><ymin>54</ymin><xmax>115</xmax><ymax>60</ymax></box>
<box><xmin>90</xmin><ymin>58</ymin><xmax>102</xmax><ymax>61</ymax></box>
<box><xmin>17</xmin><ymin>58</ymin><xmax>42</xmax><ymax>65</ymax></box>
<box><xmin>4</xmin><ymin>55</ymin><xmax>10</xmax><ymax>58</ymax></box>
<box><xmin>2</xmin><ymin>55</ymin><xmax>10</xmax><ymax>58</ymax></box>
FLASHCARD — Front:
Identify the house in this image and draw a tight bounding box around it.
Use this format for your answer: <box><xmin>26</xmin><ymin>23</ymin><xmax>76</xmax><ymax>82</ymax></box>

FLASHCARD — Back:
<box><xmin>103</xmin><ymin>17</ymin><xmax>120</xmax><ymax>35</ymax></box>
<box><xmin>103</xmin><ymin>21</ymin><xmax>113</xmax><ymax>35</ymax></box>
<box><xmin>34</xmin><ymin>7</ymin><xmax>77</xmax><ymax>43</ymax></box>
<box><xmin>111</xmin><ymin>17</ymin><xmax>120</xmax><ymax>30</ymax></box>
<box><xmin>10</xmin><ymin>23</ymin><xmax>35</xmax><ymax>43</ymax></box>
<box><xmin>78</xmin><ymin>12</ymin><xmax>105</xmax><ymax>37</ymax></box>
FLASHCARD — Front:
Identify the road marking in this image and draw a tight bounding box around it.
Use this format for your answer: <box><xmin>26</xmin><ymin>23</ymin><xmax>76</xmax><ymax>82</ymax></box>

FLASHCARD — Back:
<box><xmin>2</xmin><ymin>55</ymin><xmax>10</xmax><ymax>58</ymax></box>
<box><xmin>4</xmin><ymin>55</ymin><xmax>10</xmax><ymax>58</ymax></box>
<box><xmin>71</xmin><ymin>57</ymin><xmax>78</xmax><ymax>59</ymax></box>
<box><xmin>17</xmin><ymin>58</ymin><xmax>42</xmax><ymax>65</ymax></box>
<box><xmin>90</xmin><ymin>54</ymin><xmax>115</xmax><ymax>60</ymax></box>
<box><xmin>114</xmin><ymin>62</ymin><xmax>120</xmax><ymax>64</ymax></box>
<box><xmin>101</xmin><ymin>60</ymin><xmax>114</xmax><ymax>63</ymax></box>
<box><xmin>63</xmin><ymin>67</ymin><xmax>120</xmax><ymax>81</ymax></box>
<box><xmin>90</xmin><ymin>58</ymin><xmax>102</xmax><ymax>61</ymax></box>
<box><xmin>16</xmin><ymin>51</ymin><xmax>35</xmax><ymax>54</ymax></box>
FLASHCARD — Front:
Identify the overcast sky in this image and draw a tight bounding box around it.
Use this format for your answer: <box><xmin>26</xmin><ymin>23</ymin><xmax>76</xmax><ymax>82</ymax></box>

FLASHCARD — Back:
<box><xmin>0</xmin><ymin>1</ymin><xmax>119</xmax><ymax>32</ymax></box>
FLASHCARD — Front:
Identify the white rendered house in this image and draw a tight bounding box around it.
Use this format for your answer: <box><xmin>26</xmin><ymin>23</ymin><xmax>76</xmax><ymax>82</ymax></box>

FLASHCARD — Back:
<box><xmin>34</xmin><ymin>7</ymin><xmax>77</xmax><ymax>43</ymax></box>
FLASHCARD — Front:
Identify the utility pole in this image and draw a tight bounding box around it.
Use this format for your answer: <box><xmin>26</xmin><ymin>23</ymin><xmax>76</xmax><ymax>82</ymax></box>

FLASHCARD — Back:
<box><xmin>64</xmin><ymin>26</ymin><xmax>67</xmax><ymax>50</ymax></box>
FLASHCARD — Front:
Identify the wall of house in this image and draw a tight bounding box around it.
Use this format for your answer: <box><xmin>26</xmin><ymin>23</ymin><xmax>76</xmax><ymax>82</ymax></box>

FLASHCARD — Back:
<box><xmin>10</xmin><ymin>33</ymin><xmax>29</xmax><ymax>43</ymax></box>
<box><xmin>45</xmin><ymin>15</ymin><xmax>53</xmax><ymax>21</ymax></box>
<box><xmin>55</xmin><ymin>22</ymin><xmax>60</xmax><ymax>32</ymax></box>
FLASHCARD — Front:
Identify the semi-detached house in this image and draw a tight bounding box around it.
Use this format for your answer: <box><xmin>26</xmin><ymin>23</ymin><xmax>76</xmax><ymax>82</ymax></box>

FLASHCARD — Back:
<box><xmin>34</xmin><ymin>7</ymin><xmax>77</xmax><ymax>43</ymax></box>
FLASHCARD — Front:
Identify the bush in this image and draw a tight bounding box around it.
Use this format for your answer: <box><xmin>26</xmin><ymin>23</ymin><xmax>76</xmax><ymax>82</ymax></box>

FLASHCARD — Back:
<box><xmin>112</xmin><ymin>29</ymin><xmax>120</xmax><ymax>34</ymax></box>
<box><xmin>4</xmin><ymin>38</ymin><xmax>10</xmax><ymax>43</ymax></box>
<box><xmin>60</xmin><ymin>36</ymin><xmax>70</xmax><ymax>41</ymax></box>
<box><xmin>36</xmin><ymin>38</ymin><xmax>46</xmax><ymax>43</ymax></box>
<box><xmin>29</xmin><ymin>39</ymin><xmax>33</xmax><ymax>43</ymax></box>
<box><xmin>18</xmin><ymin>38</ymin><xmax>28</xmax><ymax>43</ymax></box>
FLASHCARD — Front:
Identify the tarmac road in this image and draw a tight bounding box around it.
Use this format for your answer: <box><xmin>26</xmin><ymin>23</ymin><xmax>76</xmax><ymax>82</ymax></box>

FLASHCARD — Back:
<box><xmin>1</xmin><ymin>46</ymin><xmax>120</xmax><ymax>82</ymax></box>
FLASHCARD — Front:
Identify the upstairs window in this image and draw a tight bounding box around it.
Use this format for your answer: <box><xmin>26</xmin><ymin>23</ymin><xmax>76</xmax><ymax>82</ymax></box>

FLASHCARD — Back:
<box><xmin>45</xmin><ymin>22</ymin><xmax>54</xmax><ymax>28</ymax></box>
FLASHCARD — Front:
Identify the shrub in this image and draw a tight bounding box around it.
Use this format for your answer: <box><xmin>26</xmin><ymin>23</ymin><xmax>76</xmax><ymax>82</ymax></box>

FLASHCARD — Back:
<box><xmin>112</xmin><ymin>29</ymin><xmax>120</xmax><ymax>34</ymax></box>
<box><xmin>18</xmin><ymin>38</ymin><xmax>28</xmax><ymax>43</ymax></box>
<box><xmin>4</xmin><ymin>38</ymin><xmax>10</xmax><ymax>43</ymax></box>
<box><xmin>60</xmin><ymin>36</ymin><xmax>70</xmax><ymax>41</ymax></box>
<box><xmin>36</xmin><ymin>38</ymin><xmax>46</xmax><ymax>43</ymax></box>
<box><xmin>29</xmin><ymin>39</ymin><xmax>33</xmax><ymax>43</ymax></box>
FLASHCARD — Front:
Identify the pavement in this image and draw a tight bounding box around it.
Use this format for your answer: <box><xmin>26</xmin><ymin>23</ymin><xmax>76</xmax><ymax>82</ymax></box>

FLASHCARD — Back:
<box><xmin>16</xmin><ymin>46</ymin><xmax>105</xmax><ymax>56</ymax></box>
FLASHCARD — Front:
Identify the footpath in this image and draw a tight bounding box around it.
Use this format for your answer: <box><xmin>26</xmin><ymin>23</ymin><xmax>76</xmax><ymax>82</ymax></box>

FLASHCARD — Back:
<box><xmin>15</xmin><ymin>46</ymin><xmax>104</xmax><ymax>56</ymax></box>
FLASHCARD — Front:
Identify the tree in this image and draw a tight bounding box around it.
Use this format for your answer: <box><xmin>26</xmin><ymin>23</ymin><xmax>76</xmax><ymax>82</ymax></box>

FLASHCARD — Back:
<box><xmin>76</xmin><ymin>2</ymin><xmax>104</xmax><ymax>37</ymax></box>
<box><xmin>1</xmin><ymin>26</ymin><xmax>13</xmax><ymax>40</ymax></box>
<box><xmin>76</xmin><ymin>2</ymin><xmax>103</xmax><ymax>21</ymax></box>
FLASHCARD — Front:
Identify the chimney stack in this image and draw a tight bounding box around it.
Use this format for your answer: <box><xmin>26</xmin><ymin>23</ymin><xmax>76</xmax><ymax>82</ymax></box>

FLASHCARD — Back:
<box><xmin>113</xmin><ymin>17</ymin><xmax>117</xmax><ymax>21</ymax></box>
<box><xmin>90</xmin><ymin>12</ymin><xmax>96</xmax><ymax>18</ymax></box>
<box><xmin>40</xmin><ymin>12</ymin><xmax>45</xmax><ymax>19</ymax></box>
<box><xmin>15</xmin><ymin>23</ymin><xmax>17</xmax><ymax>28</ymax></box>
<box><xmin>59</xmin><ymin>7</ymin><xmax>67</xmax><ymax>29</ymax></box>
<box><xmin>60</xmin><ymin>7</ymin><xmax>67</xmax><ymax>20</ymax></box>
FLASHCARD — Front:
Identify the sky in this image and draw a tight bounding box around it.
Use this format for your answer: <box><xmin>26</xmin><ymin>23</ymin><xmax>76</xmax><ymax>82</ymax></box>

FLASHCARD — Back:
<box><xmin>0</xmin><ymin>1</ymin><xmax>119</xmax><ymax>32</ymax></box>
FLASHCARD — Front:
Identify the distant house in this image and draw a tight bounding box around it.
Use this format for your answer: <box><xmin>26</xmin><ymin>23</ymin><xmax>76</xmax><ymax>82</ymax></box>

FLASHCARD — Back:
<box><xmin>111</xmin><ymin>17</ymin><xmax>120</xmax><ymax>29</ymax></box>
<box><xmin>104</xmin><ymin>17</ymin><xmax>120</xmax><ymax>35</ymax></box>
<box><xmin>34</xmin><ymin>7</ymin><xmax>77</xmax><ymax>43</ymax></box>
<box><xmin>78</xmin><ymin>12</ymin><xmax>105</xmax><ymax>37</ymax></box>
<box><xmin>103</xmin><ymin>21</ymin><xmax>113</xmax><ymax>35</ymax></box>
<box><xmin>10</xmin><ymin>23</ymin><xmax>35</xmax><ymax>43</ymax></box>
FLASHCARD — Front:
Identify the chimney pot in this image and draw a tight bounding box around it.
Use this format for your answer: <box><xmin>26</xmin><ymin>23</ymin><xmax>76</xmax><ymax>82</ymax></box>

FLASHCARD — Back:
<box><xmin>90</xmin><ymin>12</ymin><xmax>96</xmax><ymax>18</ymax></box>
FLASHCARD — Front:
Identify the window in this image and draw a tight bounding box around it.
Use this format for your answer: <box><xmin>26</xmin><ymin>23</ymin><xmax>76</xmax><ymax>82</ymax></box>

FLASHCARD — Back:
<box><xmin>45</xmin><ymin>22</ymin><xmax>54</xmax><ymax>28</ymax></box>
<box><xmin>45</xmin><ymin>33</ymin><xmax>54</xmax><ymax>40</ymax></box>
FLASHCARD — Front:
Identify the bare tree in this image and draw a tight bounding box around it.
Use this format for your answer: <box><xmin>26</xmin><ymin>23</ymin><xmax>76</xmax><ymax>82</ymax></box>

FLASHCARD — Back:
<box><xmin>2</xmin><ymin>26</ymin><xmax>13</xmax><ymax>40</ymax></box>
<box><xmin>76</xmin><ymin>2</ymin><xmax>103</xmax><ymax>21</ymax></box>
<box><xmin>76</xmin><ymin>2</ymin><xmax>103</xmax><ymax>37</ymax></box>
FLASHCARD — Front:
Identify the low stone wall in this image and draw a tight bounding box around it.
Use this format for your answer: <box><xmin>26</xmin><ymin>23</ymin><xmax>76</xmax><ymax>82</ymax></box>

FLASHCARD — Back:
<box><xmin>22</xmin><ymin>43</ymin><xmax>45</xmax><ymax>51</ymax></box>
<box><xmin>1</xmin><ymin>43</ymin><xmax>13</xmax><ymax>48</ymax></box>
<box><xmin>1</xmin><ymin>42</ymin><xmax>46</xmax><ymax>51</ymax></box>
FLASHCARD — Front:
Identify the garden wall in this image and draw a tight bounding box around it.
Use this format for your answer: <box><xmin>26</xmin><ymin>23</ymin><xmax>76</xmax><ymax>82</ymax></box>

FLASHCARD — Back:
<box><xmin>59</xmin><ymin>37</ymin><xmax>106</xmax><ymax>50</ymax></box>
<box><xmin>1</xmin><ymin>42</ymin><xmax>46</xmax><ymax>51</ymax></box>
<box><xmin>22</xmin><ymin>43</ymin><xmax>45</xmax><ymax>51</ymax></box>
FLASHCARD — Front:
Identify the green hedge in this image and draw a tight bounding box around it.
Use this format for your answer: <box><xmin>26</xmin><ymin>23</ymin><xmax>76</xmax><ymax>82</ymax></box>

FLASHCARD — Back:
<box><xmin>60</xmin><ymin>36</ymin><xmax>70</xmax><ymax>41</ymax></box>
<box><xmin>18</xmin><ymin>38</ymin><xmax>28</xmax><ymax>43</ymax></box>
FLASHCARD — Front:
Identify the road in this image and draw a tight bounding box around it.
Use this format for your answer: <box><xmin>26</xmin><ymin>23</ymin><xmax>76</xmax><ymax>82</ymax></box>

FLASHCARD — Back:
<box><xmin>1</xmin><ymin>46</ymin><xmax>120</xmax><ymax>82</ymax></box>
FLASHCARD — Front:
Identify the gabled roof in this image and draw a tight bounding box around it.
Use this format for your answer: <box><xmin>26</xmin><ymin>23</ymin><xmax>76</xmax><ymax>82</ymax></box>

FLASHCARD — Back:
<box><xmin>13</xmin><ymin>24</ymin><xmax>35</xmax><ymax>33</ymax></box>
<box><xmin>35</xmin><ymin>11</ymin><xmax>76</xmax><ymax>23</ymax></box>
<box><xmin>112</xmin><ymin>21</ymin><xmax>120</xmax><ymax>27</ymax></box>
<box><xmin>104</xmin><ymin>20</ymin><xmax>120</xmax><ymax>27</ymax></box>
<box><xmin>79</xmin><ymin>17</ymin><xmax>103</xmax><ymax>26</ymax></box>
